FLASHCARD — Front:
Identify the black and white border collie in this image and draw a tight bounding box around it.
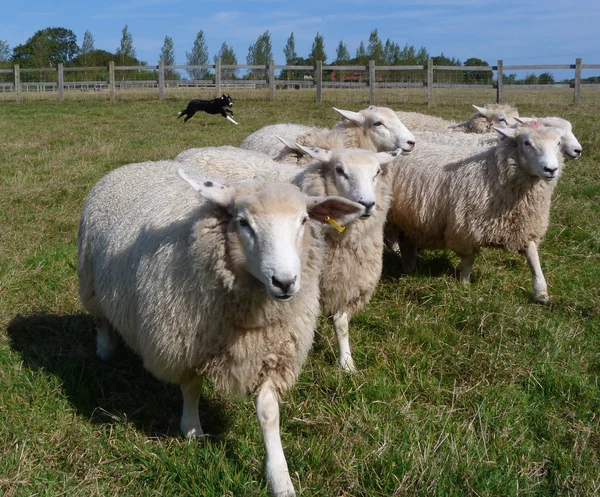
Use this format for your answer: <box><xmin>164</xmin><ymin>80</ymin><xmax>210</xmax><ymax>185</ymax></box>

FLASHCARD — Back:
<box><xmin>177</xmin><ymin>94</ymin><xmax>238</xmax><ymax>125</ymax></box>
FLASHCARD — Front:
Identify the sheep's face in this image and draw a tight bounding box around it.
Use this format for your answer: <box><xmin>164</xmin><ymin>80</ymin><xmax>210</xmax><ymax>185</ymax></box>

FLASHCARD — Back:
<box><xmin>178</xmin><ymin>170</ymin><xmax>365</xmax><ymax>301</ymax></box>
<box><xmin>325</xmin><ymin>148</ymin><xmax>396</xmax><ymax>218</ymax></box>
<box><xmin>517</xmin><ymin>117</ymin><xmax>582</xmax><ymax>159</ymax></box>
<box><xmin>497</xmin><ymin>127</ymin><xmax>564</xmax><ymax>181</ymax></box>
<box><xmin>335</xmin><ymin>106</ymin><xmax>416</xmax><ymax>154</ymax></box>
<box><xmin>473</xmin><ymin>104</ymin><xmax>520</xmax><ymax>129</ymax></box>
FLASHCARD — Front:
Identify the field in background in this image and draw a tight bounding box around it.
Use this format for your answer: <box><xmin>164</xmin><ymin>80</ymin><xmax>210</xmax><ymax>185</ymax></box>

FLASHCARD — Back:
<box><xmin>0</xmin><ymin>94</ymin><xmax>599</xmax><ymax>496</ymax></box>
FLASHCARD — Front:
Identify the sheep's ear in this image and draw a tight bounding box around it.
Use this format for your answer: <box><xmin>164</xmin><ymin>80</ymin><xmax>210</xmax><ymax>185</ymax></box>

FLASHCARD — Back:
<box><xmin>276</xmin><ymin>135</ymin><xmax>305</xmax><ymax>153</ymax></box>
<box><xmin>333</xmin><ymin>107</ymin><xmax>365</xmax><ymax>126</ymax></box>
<box><xmin>494</xmin><ymin>127</ymin><xmax>519</xmax><ymax>142</ymax></box>
<box><xmin>306</xmin><ymin>195</ymin><xmax>365</xmax><ymax>226</ymax></box>
<box><xmin>472</xmin><ymin>104</ymin><xmax>488</xmax><ymax>117</ymax></box>
<box><xmin>555</xmin><ymin>126</ymin><xmax>566</xmax><ymax>137</ymax></box>
<box><xmin>178</xmin><ymin>168</ymin><xmax>233</xmax><ymax>207</ymax></box>
<box><xmin>376</xmin><ymin>151</ymin><xmax>399</xmax><ymax>166</ymax></box>
<box><xmin>515</xmin><ymin>117</ymin><xmax>542</xmax><ymax>128</ymax></box>
<box><xmin>278</xmin><ymin>136</ymin><xmax>333</xmax><ymax>162</ymax></box>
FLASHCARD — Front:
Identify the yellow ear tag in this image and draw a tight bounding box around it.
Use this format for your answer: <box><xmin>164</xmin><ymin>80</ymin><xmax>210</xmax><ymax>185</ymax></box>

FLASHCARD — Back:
<box><xmin>325</xmin><ymin>216</ymin><xmax>345</xmax><ymax>233</ymax></box>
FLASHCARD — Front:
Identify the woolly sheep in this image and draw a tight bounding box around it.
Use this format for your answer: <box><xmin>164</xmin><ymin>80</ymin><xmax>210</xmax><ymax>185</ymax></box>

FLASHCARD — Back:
<box><xmin>396</xmin><ymin>103</ymin><xmax>520</xmax><ymax>133</ymax></box>
<box><xmin>240</xmin><ymin>106</ymin><xmax>416</xmax><ymax>165</ymax></box>
<box><xmin>177</xmin><ymin>143</ymin><xmax>398</xmax><ymax>372</ymax></box>
<box><xmin>78</xmin><ymin>160</ymin><xmax>366</xmax><ymax>496</ymax></box>
<box><xmin>386</xmin><ymin>126</ymin><xmax>566</xmax><ymax>303</ymax></box>
<box><xmin>412</xmin><ymin>115</ymin><xmax>581</xmax><ymax>160</ymax></box>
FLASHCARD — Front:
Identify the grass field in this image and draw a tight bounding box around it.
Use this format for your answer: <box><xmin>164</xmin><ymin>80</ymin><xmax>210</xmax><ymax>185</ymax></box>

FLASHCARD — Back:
<box><xmin>1</xmin><ymin>92</ymin><xmax>599</xmax><ymax>496</ymax></box>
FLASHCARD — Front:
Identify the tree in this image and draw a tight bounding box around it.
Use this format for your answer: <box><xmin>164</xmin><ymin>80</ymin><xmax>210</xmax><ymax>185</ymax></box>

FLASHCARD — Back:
<box><xmin>159</xmin><ymin>36</ymin><xmax>177</xmax><ymax>80</ymax></box>
<box><xmin>214</xmin><ymin>42</ymin><xmax>238</xmax><ymax>79</ymax></box>
<box><xmin>282</xmin><ymin>32</ymin><xmax>297</xmax><ymax>79</ymax></box>
<box><xmin>186</xmin><ymin>30</ymin><xmax>210</xmax><ymax>80</ymax></box>
<box><xmin>355</xmin><ymin>41</ymin><xmax>367</xmax><ymax>65</ymax></box>
<box><xmin>116</xmin><ymin>25</ymin><xmax>136</xmax><ymax>65</ymax></box>
<box><xmin>246</xmin><ymin>30</ymin><xmax>272</xmax><ymax>79</ymax></box>
<box><xmin>432</xmin><ymin>52</ymin><xmax>461</xmax><ymax>66</ymax></box>
<box><xmin>334</xmin><ymin>40</ymin><xmax>350</xmax><ymax>64</ymax></box>
<box><xmin>524</xmin><ymin>73</ymin><xmax>539</xmax><ymax>85</ymax></box>
<box><xmin>309</xmin><ymin>32</ymin><xmax>327</xmax><ymax>66</ymax></box>
<box><xmin>463</xmin><ymin>57</ymin><xmax>492</xmax><ymax>84</ymax></box>
<box><xmin>11</xmin><ymin>27</ymin><xmax>79</xmax><ymax>68</ymax></box>
<box><xmin>367</xmin><ymin>29</ymin><xmax>383</xmax><ymax>63</ymax></box>
<box><xmin>0</xmin><ymin>40</ymin><xmax>10</xmax><ymax>63</ymax></box>
<box><xmin>503</xmin><ymin>73</ymin><xmax>517</xmax><ymax>84</ymax></box>
<box><xmin>538</xmin><ymin>72</ymin><xmax>555</xmax><ymax>85</ymax></box>
<box><xmin>382</xmin><ymin>40</ymin><xmax>401</xmax><ymax>65</ymax></box>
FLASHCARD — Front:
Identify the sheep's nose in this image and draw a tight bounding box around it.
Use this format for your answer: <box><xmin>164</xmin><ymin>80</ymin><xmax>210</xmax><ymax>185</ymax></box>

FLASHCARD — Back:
<box><xmin>271</xmin><ymin>275</ymin><xmax>296</xmax><ymax>295</ymax></box>
<box><xmin>544</xmin><ymin>166</ymin><xmax>558</xmax><ymax>176</ymax></box>
<box><xmin>359</xmin><ymin>200</ymin><xmax>375</xmax><ymax>217</ymax></box>
<box><xmin>573</xmin><ymin>148</ymin><xmax>582</xmax><ymax>156</ymax></box>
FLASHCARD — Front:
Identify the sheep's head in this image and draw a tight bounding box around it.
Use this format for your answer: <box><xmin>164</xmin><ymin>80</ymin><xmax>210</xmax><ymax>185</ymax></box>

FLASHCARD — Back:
<box><xmin>515</xmin><ymin>116</ymin><xmax>582</xmax><ymax>159</ymax></box>
<box><xmin>495</xmin><ymin>126</ymin><xmax>565</xmax><ymax>181</ymax></box>
<box><xmin>178</xmin><ymin>169</ymin><xmax>364</xmax><ymax>300</ymax></box>
<box><xmin>277</xmin><ymin>138</ymin><xmax>397</xmax><ymax>219</ymax></box>
<box><xmin>333</xmin><ymin>106</ymin><xmax>416</xmax><ymax>154</ymax></box>
<box><xmin>472</xmin><ymin>103</ymin><xmax>520</xmax><ymax>129</ymax></box>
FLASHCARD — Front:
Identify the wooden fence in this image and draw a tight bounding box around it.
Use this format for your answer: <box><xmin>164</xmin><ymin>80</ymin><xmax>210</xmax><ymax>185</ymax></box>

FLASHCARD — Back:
<box><xmin>1</xmin><ymin>58</ymin><xmax>598</xmax><ymax>105</ymax></box>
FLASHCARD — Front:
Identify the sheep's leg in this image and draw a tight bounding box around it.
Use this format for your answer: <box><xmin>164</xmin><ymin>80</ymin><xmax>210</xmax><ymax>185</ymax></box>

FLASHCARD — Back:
<box><xmin>96</xmin><ymin>318</ymin><xmax>117</xmax><ymax>361</ymax></box>
<box><xmin>459</xmin><ymin>253</ymin><xmax>476</xmax><ymax>283</ymax></box>
<box><xmin>522</xmin><ymin>240</ymin><xmax>549</xmax><ymax>303</ymax></box>
<box><xmin>383</xmin><ymin>224</ymin><xmax>401</xmax><ymax>253</ymax></box>
<box><xmin>399</xmin><ymin>238</ymin><xmax>418</xmax><ymax>274</ymax></box>
<box><xmin>255</xmin><ymin>383</ymin><xmax>295</xmax><ymax>497</ymax></box>
<box><xmin>333</xmin><ymin>311</ymin><xmax>356</xmax><ymax>373</ymax></box>
<box><xmin>180</xmin><ymin>377</ymin><xmax>204</xmax><ymax>439</ymax></box>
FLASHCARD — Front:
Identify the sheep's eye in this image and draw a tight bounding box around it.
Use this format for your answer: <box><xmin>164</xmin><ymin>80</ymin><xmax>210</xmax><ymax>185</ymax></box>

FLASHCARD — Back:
<box><xmin>373</xmin><ymin>121</ymin><xmax>384</xmax><ymax>127</ymax></box>
<box><xmin>499</xmin><ymin>117</ymin><xmax>507</xmax><ymax>123</ymax></box>
<box><xmin>374</xmin><ymin>169</ymin><xmax>381</xmax><ymax>179</ymax></box>
<box><xmin>335</xmin><ymin>166</ymin><xmax>347</xmax><ymax>177</ymax></box>
<box><xmin>301</xmin><ymin>216</ymin><xmax>308</xmax><ymax>225</ymax></box>
<box><xmin>524</xmin><ymin>140</ymin><xmax>532</xmax><ymax>147</ymax></box>
<box><xmin>238</xmin><ymin>218</ymin><xmax>249</xmax><ymax>228</ymax></box>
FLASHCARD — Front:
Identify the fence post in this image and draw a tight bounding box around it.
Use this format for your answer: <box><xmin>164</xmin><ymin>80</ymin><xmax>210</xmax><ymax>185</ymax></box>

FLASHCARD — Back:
<box><xmin>316</xmin><ymin>60</ymin><xmax>323</xmax><ymax>104</ymax></box>
<box><xmin>57</xmin><ymin>63</ymin><xmax>64</xmax><ymax>102</ymax></box>
<box><xmin>496</xmin><ymin>60</ymin><xmax>503</xmax><ymax>103</ymax></box>
<box><xmin>369</xmin><ymin>60</ymin><xmax>376</xmax><ymax>104</ymax></box>
<box><xmin>427</xmin><ymin>58</ymin><xmax>433</xmax><ymax>105</ymax></box>
<box><xmin>574</xmin><ymin>57</ymin><xmax>582</xmax><ymax>106</ymax></box>
<box><xmin>158</xmin><ymin>60</ymin><xmax>165</xmax><ymax>101</ymax></box>
<box><xmin>109</xmin><ymin>61</ymin><xmax>115</xmax><ymax>103</ymax></box>
<box><xmin>14</xmin><ymin>64</ymin><xmax>21</xmax><ymax>103</ymax></box>
<box><xmin>269</xmin><ymin>59</ymin><xmax>275</xmax><ymax>102</ymax></box>
<box><xmin>215</xmin><ymin>59</ymin><xmax>221</xmax><ymax>97</ymax></box>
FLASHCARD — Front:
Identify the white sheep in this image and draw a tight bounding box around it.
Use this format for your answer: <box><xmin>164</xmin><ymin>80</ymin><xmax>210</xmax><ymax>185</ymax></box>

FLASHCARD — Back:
<box><xmin>240</xmin><ymin>106</ymin><xmax>416</xmax><ymax>165</ymax></box>
<box><xmin>78</xmin><ymin>159</ymin><xmax>366</xmax><ymax>496</ymax></box>
<box><xmin>386</xmin><ymin>126</ymin><xmax>566</xmax><ymax>303</ymax></box>
<box><xmin>412</xmin><ymin>115</ymin><xmax>581</xmax><ymax>160</ymax></box>
<box><xmin>176</xmin><ymin>143</ymin><xmax>398</xmax><ymax>372</ymax></box>
<box><xmin>396</xmin><ymin>103</ymin><xmax>520</xmax><ymax>133</ymax></box>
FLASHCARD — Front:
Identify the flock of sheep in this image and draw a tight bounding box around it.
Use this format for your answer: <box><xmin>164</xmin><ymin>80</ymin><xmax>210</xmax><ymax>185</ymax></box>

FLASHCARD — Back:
<box><xmin>77</xmin><ymin>101</ymin><xmax>581</xmax><ymax>496</ymax></box>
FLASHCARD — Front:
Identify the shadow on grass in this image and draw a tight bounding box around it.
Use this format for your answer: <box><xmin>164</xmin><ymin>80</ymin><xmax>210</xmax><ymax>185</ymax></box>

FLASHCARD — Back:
<box><xmin>6</xmin><ymin>310</ymin><xmax>231</xmax><ymax>440</ymax></box>
<box><xmin>381</xmin><ymin>249</ymin><xmax>459</xmax><ymax>282</ymax></box>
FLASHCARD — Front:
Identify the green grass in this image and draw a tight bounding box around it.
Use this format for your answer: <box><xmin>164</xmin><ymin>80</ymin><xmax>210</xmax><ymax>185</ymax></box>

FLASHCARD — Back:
<box><xmin>1</xmin><ymin>91</ymin><xmax>599</xmax><ymax>496</ymax></box>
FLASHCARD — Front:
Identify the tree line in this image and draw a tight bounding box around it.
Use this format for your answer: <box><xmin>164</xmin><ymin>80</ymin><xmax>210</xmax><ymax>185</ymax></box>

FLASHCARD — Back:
<box><xmin>0</xmin><ymin>26</ymin><xmax>587</xmax><ymax>85</ymax></box>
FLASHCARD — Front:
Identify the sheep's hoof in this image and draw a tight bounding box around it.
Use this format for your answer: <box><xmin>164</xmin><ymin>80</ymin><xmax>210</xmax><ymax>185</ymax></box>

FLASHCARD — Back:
<box><xmin>340</xmin><ymin>358</ymin><xmax>357</xmax><ymax>373</ymax></box>
<box><xmin>181</xmin><ymin>424</ymin><xmax>205</xmax><ymax>440</ymax></box>
<box><xmin>533</xmin><ymin>293</ymin><xmax>550</xmax><ymax>306</ymax></box>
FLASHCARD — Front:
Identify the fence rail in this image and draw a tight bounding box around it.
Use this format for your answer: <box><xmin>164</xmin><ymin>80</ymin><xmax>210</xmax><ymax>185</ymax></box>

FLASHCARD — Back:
<box><xmin>0</xmin><ymin>58</ymin><xmax>596</xmax><ymax>105</ymax></box>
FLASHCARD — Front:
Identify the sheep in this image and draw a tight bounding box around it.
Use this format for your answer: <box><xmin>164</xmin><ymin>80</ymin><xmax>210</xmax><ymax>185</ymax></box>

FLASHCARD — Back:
<box><xmin>77</xmin><ymin>159</ymin><xmax>366</xmax><ymax>496</ymax></box>
<box><xmin>240</xmin><ymin>106</ymin><xmax>416</xmax><ymax>165</ymax></box>
<box><xmin>176</xmin><ymin>143</ymin><xmax>398</xmax><ymax>372</ymax></box>
<box><xmin>396</xmin><ymin>103</ymin><xmax>520</xmax><ymax>133</ymax></box>
<box><xmin>386</xmin><ymin>125</ymin><xmax>566</xmax><ymax>303</ymax></box>
<box><xmin>412</xmin><ymin>115</ymin><xmax>581</xmax><ymax>160</ymax></box>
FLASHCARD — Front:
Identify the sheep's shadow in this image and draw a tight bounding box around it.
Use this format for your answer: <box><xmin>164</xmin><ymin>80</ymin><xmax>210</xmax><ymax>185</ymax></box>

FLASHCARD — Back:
<box><xmin>381</xmin><ymin>248</ymin><xmax>459</xmax><ymax>282</ymax></box>
<box><xmin>6</xmin><ymin>310</ymin><xmax>231</xmax><ymax>439</ymax></box>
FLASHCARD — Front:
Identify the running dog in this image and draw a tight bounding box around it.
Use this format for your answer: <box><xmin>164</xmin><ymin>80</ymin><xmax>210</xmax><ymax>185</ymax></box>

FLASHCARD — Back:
<box><xmin>177</xmin><ymin>94</ymin><xmax>238</xmax><ymax>125</ymax></box>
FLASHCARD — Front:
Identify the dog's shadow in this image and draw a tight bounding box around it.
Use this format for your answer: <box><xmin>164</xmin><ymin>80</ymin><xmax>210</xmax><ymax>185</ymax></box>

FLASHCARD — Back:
<box><xmin>6</xmin><ymin>311</ymin><xmax>230</xmax><ymax>439</ymax></box>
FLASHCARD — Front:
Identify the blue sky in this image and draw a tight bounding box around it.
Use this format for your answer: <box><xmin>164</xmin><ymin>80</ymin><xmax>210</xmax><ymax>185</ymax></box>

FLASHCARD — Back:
<box><xmin>2</xmin><ymin>0</ymin><xmax>600</xmax><ymax>76</ymax></box>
